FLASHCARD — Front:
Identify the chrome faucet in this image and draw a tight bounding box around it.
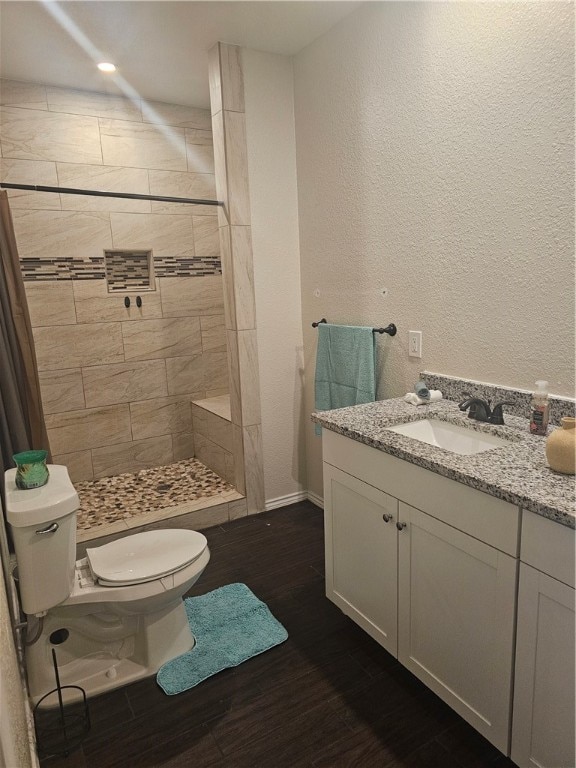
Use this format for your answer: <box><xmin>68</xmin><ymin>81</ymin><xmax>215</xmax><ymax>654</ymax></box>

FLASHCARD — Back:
<box><xmin>458</xmin><ymin>396</ymin><xmax>514</xmax><ymax>425</ymax></box>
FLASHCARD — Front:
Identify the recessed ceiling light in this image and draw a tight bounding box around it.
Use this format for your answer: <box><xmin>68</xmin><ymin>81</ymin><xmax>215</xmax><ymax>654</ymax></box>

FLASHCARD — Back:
<box><xmin>97</xmin><ymin>62</ymin><xmax>116</xmax><ymax>73</ymax></box>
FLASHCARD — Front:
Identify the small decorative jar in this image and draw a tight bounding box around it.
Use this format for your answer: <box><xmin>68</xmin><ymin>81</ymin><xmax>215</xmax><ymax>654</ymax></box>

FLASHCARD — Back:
<box><xmin>545</xmin><ymin>418</ymin><xmax>576</xmax><ymax>475</ymax></box>
<box><xmin>12</xmin><ymin>450</ymin><xmax>50</xmax><ymax>489</ymax></box>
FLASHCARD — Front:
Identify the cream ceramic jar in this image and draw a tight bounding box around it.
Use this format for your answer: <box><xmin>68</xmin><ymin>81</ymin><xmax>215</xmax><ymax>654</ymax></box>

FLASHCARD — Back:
<box><xmin>545</xmin><ymin>417</ymin><xmax>576</xmax><ymax>475</ymax></box>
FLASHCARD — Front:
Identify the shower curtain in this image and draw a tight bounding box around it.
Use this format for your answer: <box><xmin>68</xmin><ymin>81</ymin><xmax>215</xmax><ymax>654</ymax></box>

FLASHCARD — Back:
<box><xmin>0</xmin><ymin>190</ymin><xmax>50</xmax><ymax>483</ymax></box>
<box><xmin>0</xmin><ymin>190</ymin><xmax>51</xmax><ymax>634</ymax></box>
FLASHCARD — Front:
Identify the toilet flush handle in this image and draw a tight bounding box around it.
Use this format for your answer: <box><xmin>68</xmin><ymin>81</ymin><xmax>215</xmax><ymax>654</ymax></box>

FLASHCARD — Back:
<box><xmin>35</xmin><ymin>522</ymin><xmax>59</xmax><ymax>535</ymax></box>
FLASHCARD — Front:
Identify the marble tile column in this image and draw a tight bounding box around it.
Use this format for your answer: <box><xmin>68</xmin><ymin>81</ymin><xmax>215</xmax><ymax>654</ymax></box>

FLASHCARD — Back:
<box><xmin>209</xmin><ymin>42</ymin><xmax>265</xmax><ymax>514</ymax></box>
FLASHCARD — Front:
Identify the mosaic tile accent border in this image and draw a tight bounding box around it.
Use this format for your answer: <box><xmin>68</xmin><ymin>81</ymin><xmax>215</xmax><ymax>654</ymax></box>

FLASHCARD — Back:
<box><xmin>421</xmin><ymin>371</ymin><xmax>576</xmax><ymax>426</ymax></box>
<box><xmin>20</xmin><ymin>255</ymin><xmax>221</xmax><ymax>281</ymax></box>
<box><xmin>75</xmin><ymin>457</ymin><xmax>234</xmax><ymax>531</ymax></box>
<box><xmin>154</xmin><ymin>256</ymin><xmax>221</xmax><ymax>278</ymax></box>
<box><xmin>20</xmin><ymin>256</ymin><xmax>106</xmax><ymax>281</ymax></box>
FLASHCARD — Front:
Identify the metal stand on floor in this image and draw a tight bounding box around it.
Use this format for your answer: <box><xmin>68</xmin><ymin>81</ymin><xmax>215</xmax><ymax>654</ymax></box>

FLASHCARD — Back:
<box><xmin>33</xmin><ymin>649</ymin><xmax>91</xmax><ymax>759</ymax></box>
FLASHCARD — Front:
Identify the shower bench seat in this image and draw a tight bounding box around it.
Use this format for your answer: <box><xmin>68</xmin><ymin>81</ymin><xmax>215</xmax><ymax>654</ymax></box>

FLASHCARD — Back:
<box><xmin>191</xmin><ymin>394</ymin><xmax>234</xmax><ymax>487</ymax></box>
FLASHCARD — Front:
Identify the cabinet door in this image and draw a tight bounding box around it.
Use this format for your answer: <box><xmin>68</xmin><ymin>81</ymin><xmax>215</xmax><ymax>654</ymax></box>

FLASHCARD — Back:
<box><xmin>511</xmin><ymin>564</ymin><xmax>575</xmax><ymax>768</ymax></box>
<box><xmin>397</xmin><ymin>503</ymin><xmax>517</xmax><ymax>754</ymax></box>
<box><xmin>323</xmin><ymin>463</ymin><xmax>398</xmax><ymax>656</ymax></box>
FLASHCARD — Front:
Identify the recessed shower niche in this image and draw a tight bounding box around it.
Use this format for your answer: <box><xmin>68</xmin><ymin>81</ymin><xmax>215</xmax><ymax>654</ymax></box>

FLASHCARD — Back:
<box><xmin>104</xmin><ymin>249</ymin><xmax>155</xmax><ymax>293</ymax></box>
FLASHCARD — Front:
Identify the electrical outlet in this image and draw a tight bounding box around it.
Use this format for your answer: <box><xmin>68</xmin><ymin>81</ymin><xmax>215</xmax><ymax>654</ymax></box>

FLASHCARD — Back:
<box><xmin>408</xmin><ymin>330</ymin><xmax>422</xmax><ymax>358</ymax></box>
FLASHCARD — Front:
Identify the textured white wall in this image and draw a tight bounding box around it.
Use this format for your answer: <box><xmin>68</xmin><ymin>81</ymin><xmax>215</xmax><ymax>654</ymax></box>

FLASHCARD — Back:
<box><xmin>294</xmin><ymin>2</ymin><xmax>575</xmax><ymax>499</ymax></box>
<box><xmin>243</xmin><ymin>48</ymin><xmax>307</xmax><ymax>506</ymax></box>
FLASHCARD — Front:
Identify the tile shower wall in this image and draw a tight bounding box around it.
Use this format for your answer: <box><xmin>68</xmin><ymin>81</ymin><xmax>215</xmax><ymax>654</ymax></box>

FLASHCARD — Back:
<box><xmin>209</xmin><ymin>43</ymin><xmax>265</xmax><ymax>513</ymax></box>
<box><xmin>0</xmin><ymin>79</ymin><xmax>228</xmax><ymax>483</ymax></box>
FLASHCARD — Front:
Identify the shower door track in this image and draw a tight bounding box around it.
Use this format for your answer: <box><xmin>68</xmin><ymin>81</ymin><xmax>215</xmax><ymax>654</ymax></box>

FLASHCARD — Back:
<box><xmin>0</xmin><ymin>182</ymin><xmax>222</xmax><ymax>207</ymax></box>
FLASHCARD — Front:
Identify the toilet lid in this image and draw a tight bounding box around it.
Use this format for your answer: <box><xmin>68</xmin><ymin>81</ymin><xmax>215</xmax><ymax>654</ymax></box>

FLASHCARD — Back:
<box><xmin>86</xmin><ymin>529</ymin><xmax>207</xmax><ymax>587</ymax></box>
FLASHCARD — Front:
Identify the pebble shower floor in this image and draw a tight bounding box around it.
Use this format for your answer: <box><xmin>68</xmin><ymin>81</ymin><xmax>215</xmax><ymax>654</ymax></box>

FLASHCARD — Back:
<box><xmin>75</xmin><ymin>458</ymin><xmax>234</xmax><ymax>532</ymax></box>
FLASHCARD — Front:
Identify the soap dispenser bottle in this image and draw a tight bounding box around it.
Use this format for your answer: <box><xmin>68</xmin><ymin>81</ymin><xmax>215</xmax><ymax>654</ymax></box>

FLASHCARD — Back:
<box><xmin>530</xmin><ymin>380</ymin><xmax>550</xmax><ymax>435</ymax></box>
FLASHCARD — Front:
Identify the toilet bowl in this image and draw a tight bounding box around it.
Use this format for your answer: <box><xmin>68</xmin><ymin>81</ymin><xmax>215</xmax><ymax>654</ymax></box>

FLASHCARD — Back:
<box><xmin>4</xmin><ymin>465</ymin><xmax>210</xmax><ymax>704</ymax></box>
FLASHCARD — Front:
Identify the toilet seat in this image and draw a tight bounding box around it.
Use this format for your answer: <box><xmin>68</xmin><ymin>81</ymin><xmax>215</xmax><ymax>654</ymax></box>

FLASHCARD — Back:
<box><xmin>86</xmin><ymin>529</ymin><xmax>208</xmax><ymax>587</ymax></box>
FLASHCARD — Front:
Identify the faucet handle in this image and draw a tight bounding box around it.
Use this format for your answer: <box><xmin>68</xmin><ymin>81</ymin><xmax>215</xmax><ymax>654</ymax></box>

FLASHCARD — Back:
<box><xmin>458</xmin><ymin>392</ymin><xmax>475</xmax><ymax>412</ymax></box>
<box><xmin>490</xmin><ymin>401</ymin><xmax>514</xmax><ymax>425</ymax></box>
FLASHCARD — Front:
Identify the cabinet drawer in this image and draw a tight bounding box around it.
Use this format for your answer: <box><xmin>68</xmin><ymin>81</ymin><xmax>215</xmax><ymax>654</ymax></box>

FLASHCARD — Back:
<box><xmin>521</xmin><ymin>510</ymin><xmax>575</xmax><ymax>588</ymax></box>
<box><xmin>323</xmin><ymin>429</ymin><xmax>519</xmax><ymax>555</ymax></box>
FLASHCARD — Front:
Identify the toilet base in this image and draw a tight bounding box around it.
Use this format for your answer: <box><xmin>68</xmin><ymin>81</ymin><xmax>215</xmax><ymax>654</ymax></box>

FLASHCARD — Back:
<box><xmin>27</xmin><ymin>599</ymin><xmax>195</xmax><ymax>706</ymax></box>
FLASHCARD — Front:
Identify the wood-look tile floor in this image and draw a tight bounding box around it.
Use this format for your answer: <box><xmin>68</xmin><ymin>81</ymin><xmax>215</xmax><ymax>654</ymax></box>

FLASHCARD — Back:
<box><xmin>39</xmin><ymin>502</ymin><xmax>517</xmax><ymax>768</ymax></box>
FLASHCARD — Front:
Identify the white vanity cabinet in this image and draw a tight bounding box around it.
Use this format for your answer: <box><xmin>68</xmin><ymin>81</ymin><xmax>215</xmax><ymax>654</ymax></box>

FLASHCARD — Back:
<box><xmin>322</xmin><ymin>429</ymin><xmax>520</xmax><ymax>754</ymax></box>
<box><xmin>511</xmin><ymin>512</ymin><xmax>575</xmax><ymax>768</ymax></box>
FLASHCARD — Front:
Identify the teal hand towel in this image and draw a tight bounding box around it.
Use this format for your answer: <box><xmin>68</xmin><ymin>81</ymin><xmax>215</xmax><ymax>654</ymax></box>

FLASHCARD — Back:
<box><xmin>314</xmin><ymin>324</ymin><xmax>376</xmax><ymax>434</ymax></box>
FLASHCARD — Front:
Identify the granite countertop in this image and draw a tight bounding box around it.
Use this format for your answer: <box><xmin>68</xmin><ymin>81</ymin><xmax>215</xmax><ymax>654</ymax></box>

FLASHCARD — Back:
<box><xmin>312</xmin><ymin>398</ymin><xmax>576</xmax><ymax>529</ymax></box>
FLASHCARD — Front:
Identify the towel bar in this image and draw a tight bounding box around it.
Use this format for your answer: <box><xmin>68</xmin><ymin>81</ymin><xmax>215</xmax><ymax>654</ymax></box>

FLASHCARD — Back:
<box><xmin>312</xmin><ymin>319</ymin><xmax>397</xmax><ymax>336</ymax></box>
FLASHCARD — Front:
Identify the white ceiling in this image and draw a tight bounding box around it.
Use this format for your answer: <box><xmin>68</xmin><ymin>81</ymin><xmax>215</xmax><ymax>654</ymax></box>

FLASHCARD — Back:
<box><xmin>0</xmin><ymin>1</ymin><xmax>362</xmax><ymax>108</ymax></box>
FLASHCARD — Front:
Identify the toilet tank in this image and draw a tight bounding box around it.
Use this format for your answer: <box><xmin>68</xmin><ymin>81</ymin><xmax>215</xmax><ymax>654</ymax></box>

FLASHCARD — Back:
<box><xmin>5</xmin><ymin>465</ymin><xmax>79</xmax><ymax>616</ymax></box>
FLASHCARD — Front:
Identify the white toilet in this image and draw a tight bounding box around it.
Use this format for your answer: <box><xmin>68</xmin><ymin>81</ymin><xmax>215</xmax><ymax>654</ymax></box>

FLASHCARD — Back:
<box><xmin>5</xmin><ymin>464</ymin><xmax>210</xmax><ymax>705</ymax></box>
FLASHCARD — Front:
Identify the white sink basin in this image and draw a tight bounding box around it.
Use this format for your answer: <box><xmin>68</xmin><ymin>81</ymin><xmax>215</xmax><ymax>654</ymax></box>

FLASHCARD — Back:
<box><xmin>385</xmin><ymin>419</ymin><xmax>511</xmax><ymax>455</ymax></box>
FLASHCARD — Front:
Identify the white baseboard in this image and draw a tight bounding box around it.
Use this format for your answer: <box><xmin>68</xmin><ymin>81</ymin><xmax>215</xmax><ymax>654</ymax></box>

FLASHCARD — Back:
<box><xmin>264</xmin><ymin>491</ymin><xmax>308</xmax><ymax>511</ymax></box>
<box><xmin>263</xmin><ymin>490</ymin><xmax>324</xmax><ymax>512</ymax></box>
<box><xmin>307</xmin><ymin>491</ymin><xmax>324</xmax><ymax>509</ymax></box>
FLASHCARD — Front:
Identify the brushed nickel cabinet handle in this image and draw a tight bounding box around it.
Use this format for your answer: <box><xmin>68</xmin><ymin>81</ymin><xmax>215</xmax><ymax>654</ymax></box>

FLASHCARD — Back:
<box><xmin>382</xmin><ymin>514</ymin><xmax>392</xmax><ymax>523</ymax></box>
<box><xmin>396</xmin><ymin>521</ymin><xmax>407</xmax><ymax>531</ymax></box>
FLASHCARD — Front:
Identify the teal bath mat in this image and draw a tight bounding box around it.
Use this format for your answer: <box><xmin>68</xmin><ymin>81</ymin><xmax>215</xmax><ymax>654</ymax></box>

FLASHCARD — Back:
<box><xmin>157</xmin><ymin>583</ymin><xmax>288</xmax><ymax>695</ymax></box>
